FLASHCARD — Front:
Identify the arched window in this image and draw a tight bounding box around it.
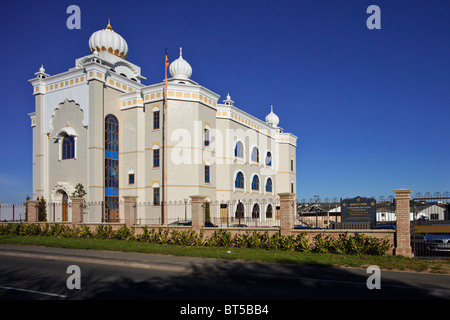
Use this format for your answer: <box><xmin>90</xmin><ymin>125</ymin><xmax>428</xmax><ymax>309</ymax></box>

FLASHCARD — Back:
<box><xmin>105</xmin><ymin>114</ymin><xmax>119</xmax><ymax>223</ymax></box>
<box><xmin>62</xmin><ymin>136</ymin><xmax>75</xmax><ymax>159</ymax></box>
<box><xmin>265</xmin><ymin>152</ymin><xmax>272</xmax><ymax>166</ymax></box>
<box><xmin>204</xmin><ymin>127</ymin><xmax>210</xmax><ymax>146</ymax></box>
<box><xmin>105</xmin><ymin>115</ymin><xmax>119</xmax><ymax>152</ymax></box>
<box><xmin>251</xmin><ymin>147</ymin><xmax>259</xmax><ymax>163</ymax></box>
<box><xmin>251</xmin><ymin>175</ymin><xmax>259</xmax><ymax>191</ymax></box>
<box><xmin>252</xmin><ymin>203</ymin><xmax>260</xmax><ymax>219</ymax></box>
<box><xmin>234</xmin><ymin>141</ymin><xmax>244</xmax><ymax>158</ymax></box>
<box><xmin>235</xmin><ymin>172</ymin><xmax>244</xmax><ymax>189</ymax></box>
<box><xmin>265</xmin><ymin>178</ymin><xmax>273</xmax><ymax>192</ymax></box>
<box><xmin>266</xmin><ymin>204</ymin><xmax>273</xmax><ymax>219</ymax></box>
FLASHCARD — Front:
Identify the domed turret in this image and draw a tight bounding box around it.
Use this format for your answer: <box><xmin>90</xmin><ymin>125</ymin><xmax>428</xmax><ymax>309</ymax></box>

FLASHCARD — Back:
<box><xmin>265</xmin><ymin>105</ymin><xmax>279</xmax><ymax>128</ymax></box>
<box><xmin>88</xmin><ymin>19</ymin><xmax>128</xmax><ymax>59</ymax></box>
<box><xmin>169</xmin><ymin>47</ymin><xmax>192</xmax><ymax>80</ymax></box>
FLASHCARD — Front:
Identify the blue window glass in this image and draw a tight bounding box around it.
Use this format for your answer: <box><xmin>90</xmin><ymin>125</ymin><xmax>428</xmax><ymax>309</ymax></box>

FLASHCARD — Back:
<box><xmin>266</xmin><ymin>178</ymin><xmax>273</xmax><ymax>192</ymax></box>
<box><xmin>153</xmin><ymin>149</ymin><xmax>160</xmax><ymax>167</ymax></box>
<box><xmin>153</xmin><ymin>111</ymin><xmax>160</xmax><ymax>129</ymax></box>
<box><xmin>62</xmin><ymin>136</ymin><xmax>75</xmax><ymax>159</ymax></box>
<box><xmin>235</xmin><ymin>172</ymin><xmax>244</xmax><ymax>189</ymax></box>
<box><xmin>251</xmin><ymin>175</ymin><xmax>259</xmax><ymax>190</ymax></box>
<box><xmin>265</xmin><ymin>152</ymin><xmax>272</xmax><ymax>166</ymax></box>
<box><xmin>234</xmin><ymin>141</ymin><xmax>244</xmax><ymax>158</ymax></box>
<box><xmin>105</xmin><ymin>114</ymin><xmax>119</xmax><ymax>218</ymax></box>
<box><xmin>205</xmin><ymin>165</ymin><xmax>210</xmax><ymax>183</ymax></box>
<box><xmin>153</xmin><ymin>187</ymin><xmax>160</xmax><ymax>205</ymax></box>
<box><xmin>251</xmin><ymin>147</ymin><xmax>259</xmax><ymax>163</ymax></box>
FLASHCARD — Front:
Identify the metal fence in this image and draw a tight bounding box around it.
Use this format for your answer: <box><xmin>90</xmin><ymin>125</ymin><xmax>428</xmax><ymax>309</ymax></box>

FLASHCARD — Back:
<box><xmin>0</xmin><ymin>203</ymin><xmax>26</xmax><ymax>222</ymax></box>
<box><xmin>411</xmin><ymin>193</ymin><xmax>450</xmax><ymax>258</ymax></box>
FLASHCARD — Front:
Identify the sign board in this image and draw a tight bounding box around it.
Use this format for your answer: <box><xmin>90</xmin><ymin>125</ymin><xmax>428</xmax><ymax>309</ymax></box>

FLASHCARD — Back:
<box><xmin>341</xmin><ymin>196</ymin><xmax>376</xmax><ymax>226</ymax></box>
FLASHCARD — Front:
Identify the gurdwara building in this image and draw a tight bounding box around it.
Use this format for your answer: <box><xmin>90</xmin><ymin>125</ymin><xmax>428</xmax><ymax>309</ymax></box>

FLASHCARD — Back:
<box><xmin>28</xmin><ymin>21</ymin><xmax>297</xmax><ymax>224</ymax></box>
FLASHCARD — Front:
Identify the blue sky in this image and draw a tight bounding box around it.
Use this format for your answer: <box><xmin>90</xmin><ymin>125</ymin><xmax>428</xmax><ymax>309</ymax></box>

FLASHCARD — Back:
<box><xmin>0</xmin><ymin>0</ymin><xmax>449</xmax><ymax>204</ymax></box>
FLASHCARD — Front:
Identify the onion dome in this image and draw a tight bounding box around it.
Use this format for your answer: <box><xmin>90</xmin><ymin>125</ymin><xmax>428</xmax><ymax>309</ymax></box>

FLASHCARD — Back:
<box><xmin>88</xmin><ymin>19</ymin><xmax>128</xmax><ymax>59</ymax></box>
<box><xmin>265</xmin><ymin>105</ymin><xmax>279</xmax><ymax>128</ymax></box>
<box><xmin>169</xmin><ymin>47</ymin><xmax>192</xmax><ymax>80</ymax></box>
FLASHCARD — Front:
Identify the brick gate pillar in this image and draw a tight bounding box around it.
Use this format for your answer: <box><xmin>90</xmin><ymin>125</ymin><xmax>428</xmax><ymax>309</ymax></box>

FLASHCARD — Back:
<box><xmin>278</xmin><ymin>193</ymin><xmax>296</xmax><ymax>236</ymax></box>
<box><xmin>71</xmin><ymin>197</ymin><xmax>84</xmax><ymax>225</ymax></box>
<box><xmin>190</xmin><ymin>195</ymin><xmax>206</xmax><ymax>233</ymax></box>
<box><xmin>27</xmin><ymin>200</ymin><xmax>39</xmax><ymax>223</ymax></box>
<box><xmin>394</xmin><ymin>189</ymin><xmax>413</xmax><ymax>257</ymax></box>
<box><xmin>123</xmin><ymin>196</ymin><xmax>138</xmax><ymax>227</ymax></box>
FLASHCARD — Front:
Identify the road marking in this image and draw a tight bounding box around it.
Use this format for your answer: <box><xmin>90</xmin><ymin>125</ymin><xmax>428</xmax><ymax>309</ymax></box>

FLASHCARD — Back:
<box><xmin>0</xmin><ymin>285</ymin><xmax>67</xmax><ymax>298</ymax></box>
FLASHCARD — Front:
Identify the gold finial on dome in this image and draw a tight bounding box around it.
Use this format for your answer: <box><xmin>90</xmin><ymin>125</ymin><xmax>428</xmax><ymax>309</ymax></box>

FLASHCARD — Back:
<box><xmin>105</xmin><ymin>18</ymin><xmax>113</xmax><ymax>31</ymax></box>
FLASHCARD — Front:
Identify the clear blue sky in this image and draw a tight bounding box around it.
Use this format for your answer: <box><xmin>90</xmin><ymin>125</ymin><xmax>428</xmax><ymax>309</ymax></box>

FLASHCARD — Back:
<box><xmin>0</xmin><ymin>0</ymin><xmax>449</xmax><ymax>204</ymax></box>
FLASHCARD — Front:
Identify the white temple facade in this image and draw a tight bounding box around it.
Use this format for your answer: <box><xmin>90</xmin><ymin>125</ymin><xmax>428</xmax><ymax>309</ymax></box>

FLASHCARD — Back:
<box><xmin>28</xmin><ymin>21</ymin><xmax>297</xmax><ymax>224</ymax></box>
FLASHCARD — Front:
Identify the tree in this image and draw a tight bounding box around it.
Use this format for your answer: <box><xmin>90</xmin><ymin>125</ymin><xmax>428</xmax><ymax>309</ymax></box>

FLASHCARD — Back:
<box><xmin>72</xmin><ymin>183</ymin><xmax>87</xmax><ymax>198</ymax></box>
<box><xmin>24</xmin><ymin>194</ymin><xmax>30</xmax><ymax>221</ymax></box>
<box><xmin>37</xmin><ymin>196</ymin><xmax>47</xmax><ymax>222</ymax></box>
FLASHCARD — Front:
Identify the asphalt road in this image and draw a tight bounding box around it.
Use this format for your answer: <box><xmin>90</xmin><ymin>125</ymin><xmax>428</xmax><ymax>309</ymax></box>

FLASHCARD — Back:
<box><xmin>0</xmin><ymin>244</ymin><xmax>449</xmax><ymax>313</ymax></box>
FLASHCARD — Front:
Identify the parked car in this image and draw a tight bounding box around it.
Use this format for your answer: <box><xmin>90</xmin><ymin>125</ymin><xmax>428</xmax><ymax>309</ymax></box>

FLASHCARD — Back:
<box><xmin>424</xmin><ymin>233</ymin><xmax>450</xmax><ymax>252</ymax></box>
<box><xmin>372</xmin><ymin>224</ymin><xmax>396</xmax><ymax>230</ymax></box>
<box><xmin>229</xmin><ymin>224</ymin><xmax>247</xmax><ymax>228</ymax></box>
<box><xmin>294</xmin><ymin>225</ymin><xmax>314</xmax><ymax>229</ymax></box>
<box><xmin>167</xmin><ymin>220</ymin><xmax>217</xmax><ymax>227</ymax></box>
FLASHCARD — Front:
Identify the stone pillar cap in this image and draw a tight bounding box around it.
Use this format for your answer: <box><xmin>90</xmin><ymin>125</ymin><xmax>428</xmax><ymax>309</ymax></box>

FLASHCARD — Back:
<box><xmin>394</xmin><ymin>189</ymin><xmax>413</xmax><ymax>194</ymax></box>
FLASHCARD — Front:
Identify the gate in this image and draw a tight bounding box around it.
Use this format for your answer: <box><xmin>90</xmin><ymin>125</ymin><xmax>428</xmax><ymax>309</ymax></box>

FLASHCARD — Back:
<box><xmin>412</xmin><ymin>193</ymin><xmax>450</xmax><ymax>258</ymax></box>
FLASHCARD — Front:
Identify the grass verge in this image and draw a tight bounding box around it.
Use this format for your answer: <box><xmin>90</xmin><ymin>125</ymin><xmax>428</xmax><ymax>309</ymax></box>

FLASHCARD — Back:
<box><xmin>0</xmin><ymin>235</ymin><xmax>449</xmax><ymax>274</ymax></box>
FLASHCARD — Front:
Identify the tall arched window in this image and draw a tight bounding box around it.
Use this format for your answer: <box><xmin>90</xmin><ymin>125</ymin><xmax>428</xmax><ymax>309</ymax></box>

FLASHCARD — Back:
<box><xmin>266</xmin><ymin>204</ymin><xmax>273</xmax><ymax>219</ymax></box>
<box><xmin>105</xmin><ymin>114</ymin><xmax>119</xmax><ymax>222</ymax></box>
<box><xmin>252</xmin><ymin>203</ymin><xmax>260</xmax><ymax>219</ymax></box>
<box><xmin>251</xmin><ymin>175</ymin><xmax>259</xmax><ymax>191</ymax></box>
<box><xmin>235</xmin><ymin>172</ymin><xmax>244</xmax><ymax>189</ymax></box>
<box><xmin>265</xmin><ymin>152</ymin><xmax>272</xmax><ymax>166</ymax></box>
<box><xmin>251</xmin><ymin>147</ymin><xmax>259</xmax><ymax>163</ymax></box>
<box><xmin>62</xmin><ymin>136</ymin><xmax>75</xmax><ymax>159</ymax></box>
<box><xmin>265</xmin><ymin>178</ymin><xmax>273</xmax><ymax>192</ymax></box>
<box><xmin>235</xmin><ymin>141</ymin><xmax>244</xmax><ymax>159</ymax></box>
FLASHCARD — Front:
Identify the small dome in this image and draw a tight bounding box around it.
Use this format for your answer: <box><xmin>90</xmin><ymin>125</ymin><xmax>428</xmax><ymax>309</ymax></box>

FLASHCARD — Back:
<box><xmin>88</xmin><ymin>19</ymin><xmax>128</xmax><ymax>59</ymax></box>
<box><xmin>169</xmin><ymin>48</ymin><xmax>192</xmax><ymax>80</ymax></box>
<box><xmin>265</xmin><ymin>105</ymin><xmax>279</xmax><ymax>127</ymax></box>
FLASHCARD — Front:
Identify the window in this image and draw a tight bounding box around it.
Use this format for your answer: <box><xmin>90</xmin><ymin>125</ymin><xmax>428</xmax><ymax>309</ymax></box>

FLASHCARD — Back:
<box><xmin>153</xmin><ymin>149</ymin><xmax>160</xmax><ymax>167</ymax></box>
<box><xmin>252</xmin><ymin>203</ymin><xmax>260</xmax><ymax>219</ymax></box>
<box><xmin>265</xmin><ymin>152</ymin><xmax>272</xmax><ymax>166</ymax></box>
<box><xmin>62</xmin><ymin>136</ymin><xmax>75</xmax><ymax>159</ymax></box>
<box><xmin>291</xmin><ymin>158</ymin><xmax>294</xmax><ymax>171</ymax></box>
<box><xmin>235</xmin><ymin>172</ymin><xmax>244</xmax><ymax>189</ymax></box>
<box><xmin>105</xmin><ymin>115</ymin><xmax>119</xmax><ymax>152</ymax></box>
<box><xmin>105</xmin><ymin>114</ymin><xmax>119</xmax><ymax>222</ymax></box>
<box><xmin>204</xmin><ymin>128</ymin><xmax>210</xmax><ymax>146</ymax></box>
<box><xmin>291</xmin><ymin>182</ymin><xmax>294</xmax><ymax>193</ymax></box>
<box><xmin>251</xmin><ymin>147</ymin><xmax>259</xmax><ymax>163</ymax></box>
<box><xmin>266</xmin><ymin>204</ymin><xmax>273</xmax><ymax>219</ymax></box>
<box><xmin>251</xmin><ymin>175</ymin><xmax>259</xmax><ymax>191</ymax></box>
<box><xmin>128</xmin><ymin>173</ymin><xmax>135</xmax><ymax>184</ymax></box>
<box><xmin>205</xmin><ymin>165</ymin><xmax>210</xmax><ymax>183</ymax></box>
<box><xmin>235</xmin><ymin>141</ymin><xmax>244</xmax><ymax>159</ymax></box>
<box><xmin>266</xmin><ymin>178</ymin><xmax>273</xmax><ymax>192</ymax></box>
<box><xmin>153</xmin><ymin>187</ymin><xmax>160</xmax><ymax>205</ymax></box>
<box><xmin>153</xmin><ymin>111</ymin><xmax>160</xmax><ymax>129</ymax></box>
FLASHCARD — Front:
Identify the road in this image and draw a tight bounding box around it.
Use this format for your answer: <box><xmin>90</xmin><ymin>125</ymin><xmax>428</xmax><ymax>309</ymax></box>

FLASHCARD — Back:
<box><xmin>0</xmin><ymin>244</ymin><xmax>449</xmax><ymax>311</ymax></box>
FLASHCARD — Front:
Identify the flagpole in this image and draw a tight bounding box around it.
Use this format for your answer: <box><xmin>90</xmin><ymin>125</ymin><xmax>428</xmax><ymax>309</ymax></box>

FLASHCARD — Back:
<box><xmin>162</xmin><ymin>49</ymin><xmax>169</xmax><ymax>225</ymax></box>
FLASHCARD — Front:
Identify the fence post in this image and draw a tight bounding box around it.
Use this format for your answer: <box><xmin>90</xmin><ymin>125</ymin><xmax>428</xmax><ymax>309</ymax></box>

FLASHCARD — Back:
<box><xmin>278</xmin><ymin>193</ymin><xmax>296</xmax><ymax>236</ymax></box>
<box><xmin>394</xmin><ymin>189</ymin><xmax>413</xmax><ymax>257</ymax></box>
<box><xmin>123</xmin><ymin>196</ymin><xmax>138</xmax><ymax>227</ymax></box>
<box><xmin>71</xmin><ymin>197</ymin><xmax>84</xmax><ymax>225</ymax></box>
<box><xmin>190</xmin><ymin>195</ymin><xmax>207</xmax><ymax>234</ymax></box>
<box><xmin>27</xmin><ymin>200</ymin><xmax>39</xmax><ymax>223</ymax></box>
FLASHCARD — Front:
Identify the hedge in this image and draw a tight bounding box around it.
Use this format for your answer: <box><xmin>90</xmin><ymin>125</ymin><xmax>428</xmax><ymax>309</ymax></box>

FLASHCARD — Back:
<box><xmin>0</xmin><ymin>223</ymin><xmax>392</xmax><ymax>256</ymax></box>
